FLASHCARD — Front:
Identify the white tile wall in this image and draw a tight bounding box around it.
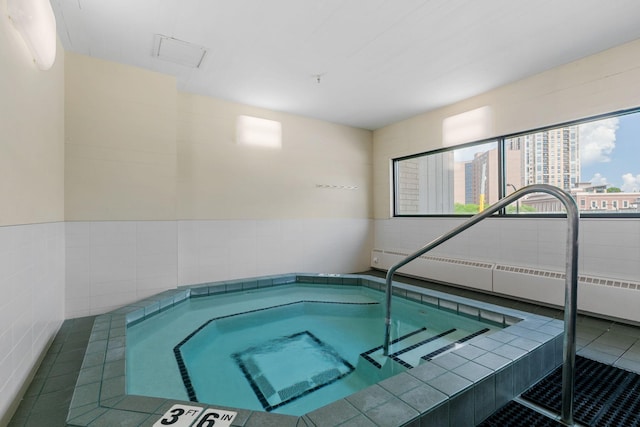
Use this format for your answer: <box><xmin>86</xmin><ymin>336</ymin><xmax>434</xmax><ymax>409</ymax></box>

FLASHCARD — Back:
<box><xmin>374</xmin><ymin>217</ymin><xmax>640</xmax><ymax>282</ymax></box>
<box><xmin>0</xmin><ymin>222</ymin><xmax>65</xmax><ymax>419</ymax></box>
<box><xmin>373</xmin><ymin>216</ymin><xmax>640</xmax><ymax>321</ymax></box>
<box><xmin>178</xmin><ymin>218</ymin><xmax>373</xmax><ymax>286</ymax></box>
<box><xmin>581</xmin><ymin>219</ymin><xmax>640</xmax><ymax>281</ymax></box>
<box><xmin>65</xmin><ymin>221</ymin><xmax>178</xmax><ymax>317</ymax></box>
<box><xmin>65</xmin><ymin>218</ymin><xmax>373</xmax><ymax>316</ymax></box>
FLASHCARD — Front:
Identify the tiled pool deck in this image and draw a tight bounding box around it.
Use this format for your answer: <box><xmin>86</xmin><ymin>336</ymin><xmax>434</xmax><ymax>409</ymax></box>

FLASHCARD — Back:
<box><xmin>9</xmin><ymin>272</ymin><xmax>640</xmax><ymax>426</ymax></box>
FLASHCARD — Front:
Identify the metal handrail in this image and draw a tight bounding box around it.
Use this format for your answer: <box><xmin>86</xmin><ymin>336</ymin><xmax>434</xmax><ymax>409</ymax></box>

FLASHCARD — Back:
<box><xmin>383</xmin><ymin>183</ymin><xmax>579</xmax><ymax>426</ymax></box>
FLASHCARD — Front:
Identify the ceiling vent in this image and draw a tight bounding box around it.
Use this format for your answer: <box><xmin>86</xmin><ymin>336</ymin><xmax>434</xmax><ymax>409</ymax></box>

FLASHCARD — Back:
<box><xmin>153</xmin><ymin>34</ymin><xmax>207</xmax><ymax>68</ymax></box>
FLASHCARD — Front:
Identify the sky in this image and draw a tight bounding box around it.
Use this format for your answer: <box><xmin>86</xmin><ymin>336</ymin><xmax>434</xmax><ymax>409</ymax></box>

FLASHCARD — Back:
<box><xmin>580</xmin><ymin>112</ymin><xmax>640</xmax><ymax>192</ymax></box>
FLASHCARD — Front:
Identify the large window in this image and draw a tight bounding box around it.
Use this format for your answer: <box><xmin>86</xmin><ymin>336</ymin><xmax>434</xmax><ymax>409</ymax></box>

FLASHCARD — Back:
<box><xmin>394</xmin><ymin>109</ymin><xmax>640</xmax><ymax>216</ymax></box>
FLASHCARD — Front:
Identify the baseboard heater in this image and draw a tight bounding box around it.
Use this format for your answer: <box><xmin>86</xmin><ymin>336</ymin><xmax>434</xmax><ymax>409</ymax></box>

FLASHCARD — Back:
<box><xmin>372</xmin><ymin>249</ymin><xmax>640</xmax><ymax>324</ymax></box>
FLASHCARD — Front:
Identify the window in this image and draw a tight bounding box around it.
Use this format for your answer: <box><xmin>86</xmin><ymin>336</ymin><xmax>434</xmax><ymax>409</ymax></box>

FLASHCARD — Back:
<box><xmin>393</xmin><ymin>108</ymin><xmax>640</xmax><ymax>217</ymax></box>
<box><xmin>394</xmin><ymin>141</ymin><xmax>497</xmax><ymax>215</ymax></box>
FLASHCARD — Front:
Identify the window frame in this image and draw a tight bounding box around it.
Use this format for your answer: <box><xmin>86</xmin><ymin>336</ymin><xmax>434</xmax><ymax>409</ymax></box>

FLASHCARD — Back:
<box><xmin>392</xmin><ymin>107</ymin><xmax>640</xmax><ymax>219</ymax></box>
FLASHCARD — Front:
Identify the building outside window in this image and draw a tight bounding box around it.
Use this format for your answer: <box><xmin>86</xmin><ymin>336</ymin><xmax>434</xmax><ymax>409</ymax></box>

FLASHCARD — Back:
<box><xmin>394</xmin><ymin>141</ymin><xmax>498</xmax><ymax>215</ymax></box>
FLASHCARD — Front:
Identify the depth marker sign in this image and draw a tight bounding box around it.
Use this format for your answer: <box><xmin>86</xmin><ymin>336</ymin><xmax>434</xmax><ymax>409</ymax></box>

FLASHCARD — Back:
<box><xmin>154</xmin><ymin>404</ymin><xmax>236</xmax><ymax>427</ymax></box>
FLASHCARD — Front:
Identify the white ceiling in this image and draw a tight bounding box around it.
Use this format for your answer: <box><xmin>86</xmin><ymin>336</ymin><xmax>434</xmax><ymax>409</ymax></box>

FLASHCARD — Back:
<box><xmin>51</xmin><ymin>0</ymin><xmax>640</xmax><ymax>130</ymax></box>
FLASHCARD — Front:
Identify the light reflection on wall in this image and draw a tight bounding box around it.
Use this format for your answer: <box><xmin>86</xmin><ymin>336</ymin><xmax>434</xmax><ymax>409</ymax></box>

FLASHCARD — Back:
<box><xmin>236</xmin><ymin>115</ymin><xmax>282</xmax><ymax>149</ymax></box>
<box><xmin>442</xmin><ymin>106</ymin><xmax>493</xmax><ymax>147</ymax></box>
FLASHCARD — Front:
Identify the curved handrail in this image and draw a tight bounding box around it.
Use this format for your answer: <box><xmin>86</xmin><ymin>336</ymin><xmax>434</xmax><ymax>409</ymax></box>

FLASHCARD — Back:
<box><xmin>383</xmin><ymin>183</ymin><xmax>578</xmax><ymax>426</ymax></box>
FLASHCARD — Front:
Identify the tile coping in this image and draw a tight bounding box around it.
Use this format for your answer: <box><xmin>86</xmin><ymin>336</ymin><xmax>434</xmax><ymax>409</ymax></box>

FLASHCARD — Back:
<box><xmin>66</xmin><ymin>273</ymin><xmax>565</xmax><ymax>426</ymax></box>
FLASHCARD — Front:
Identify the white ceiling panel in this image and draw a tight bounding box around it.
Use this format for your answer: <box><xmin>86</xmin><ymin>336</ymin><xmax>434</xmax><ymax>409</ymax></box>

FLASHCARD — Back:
<box><xmin>51</xmin><ymin>0</ymin><xmax>640</xmax><ymax>130</ymax></box>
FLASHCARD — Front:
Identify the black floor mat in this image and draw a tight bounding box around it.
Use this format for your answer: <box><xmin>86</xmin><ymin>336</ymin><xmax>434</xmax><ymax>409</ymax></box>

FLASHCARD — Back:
<box><xmin>477</xmin><ymin>400</ymin><xmax>563</xmax><ymax>427</ymax></box>
<box><xmin>521</xmin><ymin>356</ymin><xmax>640</xmax><ymax>427</ymax></box>
<box><xmin>481</xmin><ymin>356</ymin><xmax>640</xmax><ymax>426</ymax></box>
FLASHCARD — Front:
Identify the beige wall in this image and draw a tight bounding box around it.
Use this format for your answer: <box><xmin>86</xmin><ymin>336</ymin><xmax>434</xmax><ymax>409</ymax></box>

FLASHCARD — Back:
<box><xmin>64</xmin><ymin>52</ymin><xmax>177</xmax><ymax>220</ymax></box>
<box><xmin>373</xmin><ymin>38</ymin><xmax>640</xmax><ymax>219</ymax></box>
<box><xmin>0</xmin><ymin>14</ymin><xmax>64</xmax><ymax>226</ymax></box>
<box><xmin>64</xmin><ymin>54</ymin><xmax>373</xmax><ymax>221</ymax></box>
<box><xmin>177</xmin><ymin>93</ymin><xmax>372</xmax><ymax>220</ymax></box>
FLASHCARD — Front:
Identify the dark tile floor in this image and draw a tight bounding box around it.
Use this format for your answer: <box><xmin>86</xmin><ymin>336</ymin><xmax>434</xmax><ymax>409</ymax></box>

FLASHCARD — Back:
<box><xmin>8</xmin><ymin>316</ymin><xmax>96</xmax><ymax>427</ymax></box>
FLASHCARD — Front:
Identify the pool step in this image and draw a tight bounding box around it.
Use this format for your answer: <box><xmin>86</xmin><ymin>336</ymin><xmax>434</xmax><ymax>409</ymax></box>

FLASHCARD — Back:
<box><xmin>387</xmin><ymin>328</ymin><xmax>457</xmax><ymax>368</ymax></box>
<box><xmin>359</xmin><ymin>327</ymin><xmax>492</xmax><ymax>371</ymax></box>
<box><xmin>359</xmin><ymin>327</ymin><xmax>428</xmax><ymax>369</ymax></box>
<box><xmin>420</xmin><ymin>327</ymin><xmax>491</xmax><ymax>361</ymax></box>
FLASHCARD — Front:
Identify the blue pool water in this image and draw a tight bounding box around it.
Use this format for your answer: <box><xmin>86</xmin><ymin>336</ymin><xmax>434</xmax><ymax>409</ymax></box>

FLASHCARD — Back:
<box><xmin>126</xmin><ymin>283</ymin><xmax>502</xmax><ymax>415</ymax></box>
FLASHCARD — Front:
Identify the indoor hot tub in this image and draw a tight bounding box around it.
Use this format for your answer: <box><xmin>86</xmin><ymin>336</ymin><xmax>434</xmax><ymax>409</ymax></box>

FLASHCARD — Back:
<box><xmin>67</xmin><ymin>274</ymin><xmax>563</xmax><ymax>426</ymax></box>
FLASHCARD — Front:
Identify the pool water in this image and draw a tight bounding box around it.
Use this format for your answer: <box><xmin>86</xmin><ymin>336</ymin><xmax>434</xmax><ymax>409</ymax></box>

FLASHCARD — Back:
<box><xmin>126</xmin><ymin>283</ymin><xmax>502</xmax><ymax>415</ymax></box>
